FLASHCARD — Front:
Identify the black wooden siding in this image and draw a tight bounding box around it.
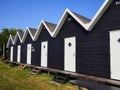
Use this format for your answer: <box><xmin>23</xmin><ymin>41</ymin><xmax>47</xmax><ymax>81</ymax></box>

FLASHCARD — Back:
<box><xmin>21</xmin><ymin>44</ymin><xmax>27</xmax><ymax>63</ymax></box>
<box><xmin>9</xmin><ymin>46</ymin><xmax>13</xmax><ymax>61</ymax></box>
<box><xmin>9</xmin><ymin>0</ymin><xmax>120</xmax><ymax>79</ymax></box>
<box><xmin>53</xmin><ymin>1</ymin><xmax>120</xmax><ymax>79</ymax></box>
<box><xmin>53</xmin><ymin>15</ymin><xmax>110</xmax><ymax>78</ymax></box>
<box><xmin>21</xmin><ymin>34</ymin><xmax>33</xmax><ymax>64</ymax></box>
<box><xmin>76</xmin><ymin>1</ymin><xmax>120</xmax><ymax>78</ymax></box>
<box><xmin>31</xmin><ymin>41</ymin><xmax>40</xmax><ymax>66</ymax></box>
<box><xmin>54</xmin><ymin>15</ymin><xmax>89</xmax><ymax>71</ymax></box>
<box><xmin>13</xmin><ymin>38</ymin><xmax>21</xmax><ymax>62</ymax></box>
<box><xmin>8</xmin><ymin>40</ymin><xmax>13</xmax><ymax>61</ymax></box>
<box><xmin>85</xmin><ymin>1</ymin><xmax>120</xmax><ymax>78</ymax></box>
<box><xmin>31</xmin><ymin>28</ymin><xmax>54</xmax><ymax>67</ymax></box>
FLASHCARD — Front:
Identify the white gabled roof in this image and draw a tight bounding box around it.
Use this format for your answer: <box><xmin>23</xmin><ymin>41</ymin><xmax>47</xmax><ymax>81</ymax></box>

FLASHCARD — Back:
<box><xmin>22</xmin><ymin>27</ymin><xmax>36</xmax><ymax>43</ymax></box>
<box><xmin>6</xmin><ymin>34</ymin><xmax>14</xmax><ymax>48</ymax></box>
<box><xmin>52</xmin><ymin>0</ymin><xmax>113</xmax><ymax>37</ymax></box>
<box><xmin>33</xmin><ymin>20</ymin><xmax>56</xmax><ymax>41</ymax></box>
<box><xmin>86</xmin><ymin>0</ymin><xmax>113</xmax><ymax>31</ymax></box>
<box><xmin>13</xmin><ymin>31</ymin><xmax>24</xmax><ymax>45</ymax></box>
<box><xmin>6</xmin><ymin>0</ymin><xmax>113</xmax><ymax>46</ymax></box>
<box><xmin>51</xmin><ymin>8</ymin><xmax>90</xmax><ymax>37</ymax></box>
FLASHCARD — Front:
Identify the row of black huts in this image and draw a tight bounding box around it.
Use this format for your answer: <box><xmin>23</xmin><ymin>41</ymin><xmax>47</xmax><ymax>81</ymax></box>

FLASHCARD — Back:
<box><xmin>6</xmin><ymin>0</ymin><xmax>120</xmax><ymax>81</ymax></box>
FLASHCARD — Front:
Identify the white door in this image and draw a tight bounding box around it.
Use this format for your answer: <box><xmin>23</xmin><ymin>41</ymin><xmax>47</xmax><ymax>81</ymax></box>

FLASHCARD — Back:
<box><xmin>10</xmin><ymin>46</ymin><xmax>13</xmax><ymax>62</ymax></box>
<box><xmin>110</xmin><ymin>30</ymin><xmax>120</xmax><ymax>80</ymax></box>
<box><xmin>17</xmin><ymin>45</ymin><xmax>21</xmax><ymax>62</ymax></box>
<box><xmin>41</xmin><ymin>41</ymin><xmax>48</xmax><ymax>67</ymax></box>
<box><xmin>27</xmin><ymin>44</ymin><xmax>32</xmax><ymax>64</ymax></box>
<box><xmin>64</xmin><ymin>37</ymin><xmax>76</xmax><ymax>72</ymax></box>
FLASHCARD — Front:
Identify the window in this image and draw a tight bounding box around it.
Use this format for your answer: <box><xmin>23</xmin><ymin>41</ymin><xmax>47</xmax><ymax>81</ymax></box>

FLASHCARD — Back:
<box><xmin>43</xmin><ymin>45</ymin><xmax>45</xmax><ymax>48</ymax></box>
<box><xmin>68</xmin><ymin>42</ymin><xmax>72</xmax><ymax>47</ymax></box>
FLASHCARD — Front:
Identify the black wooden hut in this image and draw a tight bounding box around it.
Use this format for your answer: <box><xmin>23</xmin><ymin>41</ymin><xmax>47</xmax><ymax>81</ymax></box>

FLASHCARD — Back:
<box><xmin>6</xmin><ymin>0</ymin><xmax>120</xmax><ymax>81</ymax></box>
<box><xmin>50</xmin><ymin>0</ymin><xmax>120</xmax><ymax>80</ymax></box>
<box><xmin>6</xmin><ymin>34</ymin><xmax>15</xmax><ymax>62</ymax></box>
<box><xmin>49</xmin><ymin>9</ymin><xmax>90</xmax><ymax>71</ymax></box>
<box><xmin>51</xmin><ymin>0</ymin><xmax>120</xmax><ymax>80</ymax></box>
<box><xmin>32</xmin><ymin>20</ymin><xmax>56</xmax><ymax>67</ymax></box>
<box><xmin>13</xmin><ymin>31</ymin><xmax>24</xmax><ymax>63</ymax></box>
<box><xmin>21</xmin><ymin>27</ymin><xmax>36</xmax><ymax>64</ymax></box>
<box><xmin>85</xmin><ymin>0</ymin><xmax>120</xmax><ymax>80</ymax></box>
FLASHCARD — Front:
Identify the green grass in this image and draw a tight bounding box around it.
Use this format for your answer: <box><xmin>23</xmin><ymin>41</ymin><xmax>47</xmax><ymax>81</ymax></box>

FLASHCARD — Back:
<box><xmin>0</xmin><ymin>60</ymin><xmax>78</xmax><ymax>90</ymax></box>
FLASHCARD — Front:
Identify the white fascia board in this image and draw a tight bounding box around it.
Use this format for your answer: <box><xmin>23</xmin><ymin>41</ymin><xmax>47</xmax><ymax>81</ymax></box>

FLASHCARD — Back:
<box><xmin>22</xmin><ymin>27</ymin><xmax>34</xmax><ymax>43</ymax></box>
<box><xmin>52</xmin><ymin>8</ymin><xmax>90</xmax><ymax>37</ymax></box>
<box><xmin>86</xmin><ymin>0</ymin><xmax>113</xmax><ymax>31</ymax></box>
<box><xmin>13</xmin><ymin>31</ymin><xmax>22</xmax><ymax>44</ymax></box>
<box><xmin>21</xmin><ymin>29</ymin><xmax>28</xmax><ymax>43</ymax></box>
<box><xmin>22</xmin><ymin>0</ymin><xmax>112</xmax><ymax>41</ymax></box>
<box><xmin>6</xmin><ymin>38</ymin><xmax>10</xmax><ymax>48</ymax></box>
<box><xmin>6</xmin><ymin>35</ymin><xmax>12</xmax><ymax>48</ymax></box>
<box><xmin>6</xmin><ymin>34</ymin><xmax>14</xmax><ymax>48</ymax></box>
<box><xmin>52</xmin><ymin>9</ymin><xmax>69</xmax><ymax>37</ymax></box>
<box><xmin>33</xmin><ymin>21</ymin><xmax>44</xmax><ymax>41</ymax></box>
<box><xmin>10</xmin><ymin>35</ymin><xmax>14</xmax><ymax>44</ymax></box>
<box><xmin>13</xmin><ymin>32</ymin><xmax>18</xmax><ymax>45</ymax></box>
<box><xmin>67</xmin><ymin>9</ymin><xmax>87</xmax><ymax>29</ymax></box>
<box><xmin>27</xmin><ymin>27</ymin><xmax>35</xmax><ymax>40</ymax></box>
<box><xmin>52</xmin><ymin>0</ymin><xmax>112</xmax><ymax>36</ymax></box>
<box><xmin>17</xmin><ymin>32</ymin><xmax>23</xmax><ymax>43</ymax></box>
<box><xmin>33</xmin><ymin>20</ymin><xmax>43</xmax><ymax>41</ymax></box>
<box><xmin>34</xmin><ymin>20</ymin><xmax>53</xmax><ymax>41</ymax></box>
<box><xmin>42</xmin><ymin>21</ymin><xmax>53</xmax><ymax>37</ymax></box>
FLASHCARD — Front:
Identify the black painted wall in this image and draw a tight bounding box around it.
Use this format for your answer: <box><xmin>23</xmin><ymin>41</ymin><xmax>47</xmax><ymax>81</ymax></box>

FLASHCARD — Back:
<box><xmin>53</xmin><ymin>1</ymin><xmax>120</xmax><ymax>79</ymax></box>
<box><xmin>8</xmin><ymin>0</ymin><xmax>120</xmax><ymax>79</ymax></box>
<box><xmin>8</xmin><ymin>40</ymin><xmax>13</xmax><ymax>61</ymax></box>
<box><xmin>54</xmin><ymin>15</ymin><xmax>89</xmax><ymax>71</ymax></box>
<box><xmin>13</xmin><ymin>45</ymin><xmax>17</xmax><ymax>62</ymax></box>
<box><xmin>32</xmin><ymin>27</ymin><xmax>54</xmax><ymax>67</ymax></box>
<box><xmin>13</xmin><ymin>38</ymin><xmax>21</xmax><ymax>62</ymax></box>
<box><xmin>82</xmin><ymin>0</ymin><xmax>120</xmax><ymax>78</ymax></box>
<box><xmin>21</xmin><ymin>34</ymin><xmax>33</xmax><ymax>64</ymax></box>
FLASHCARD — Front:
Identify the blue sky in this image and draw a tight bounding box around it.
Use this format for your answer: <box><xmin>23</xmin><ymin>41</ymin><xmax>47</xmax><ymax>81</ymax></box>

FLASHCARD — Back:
<box><xmin>0</xmin><ymin>0</ymin><xmax>104</xmax><ymax>32</ymax></box>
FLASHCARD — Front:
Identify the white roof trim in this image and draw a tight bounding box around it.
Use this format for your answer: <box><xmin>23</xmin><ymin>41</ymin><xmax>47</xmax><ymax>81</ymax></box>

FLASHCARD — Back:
<box><xmin>86</xmin><ymin>0</ymin><xmax>113</xmax><ymax>31</ymax></box>
<box><xmin>22</xmin><ymin>27</ymin><xmax>34</xmax><ymax>43</ymax></box>
<box><xmin>17</xmin><ymin>32</ymin><xmax>23</xmax><ymax>43</ymax></box>
<box><xmin>52</xmin><ymin>8</ymin><xmax>91</xmax><ymax>37</ymax></box>
<box><xmin>33</xmin><ymin>20</ymin><xmax>53</xmax><ymax>41</ymax></box>
<box><xmin>27</xmin><ymin>27</ymin><xmax>35</xmax><ymax>40</ymax></box>
<box><xmin>21</xmin><ymin>29</ymin><xmax>28</xmax><ymax>43</ymax></box>
<box><xmin>7</xmin><ymin>0</ymin><xmax>113</xmax><ymax>44</ymax></box>
<box><xmin>52</xmin><ymin>8</ymin><xmax>89</xmax><ymax>37</ymax></box>
<box><xmin>52</xmin><ymin>0</ymin><xmax>113</xmax><ymax>37</ymax></box>
<box><xmin>13</xmin><ymin>32</ymin><xmax>19</xmax><ymax>45</ymax></box>
<box><xmin>6</xmin><ymin>34</ymin><xmax>14</xmax><ymax>48</ymax></box>
<box><xmin>67</xmin><ymin>9</ymin><xmax>88</xmax><ymax>29</ymax></box>
<box><xmin>13</xmin><ymin>31</ymin><xmax>23</xmax><ymax>45</ymax></box>
<box><xmin>42</xmin><ymin>21</ymin><xmax>53</xmax><ymax>36</ymax></box>
<box><xmin>52</xmin><ymin>9</ymin><xmax>69</xmax><ymax>37</ymax></box>
<box><xmin>33</xmin><ymin>20</ymin><xmax>44</xmax><ymax>41</ymax></box>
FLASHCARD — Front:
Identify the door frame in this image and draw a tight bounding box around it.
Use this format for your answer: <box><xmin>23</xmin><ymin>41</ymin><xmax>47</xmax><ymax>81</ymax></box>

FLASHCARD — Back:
<box><xmin>41</xmin><ymin>41</ymin><xmax>48</xmax><ymax>67</ymax></box>
<box><xmin>110</xmin><ymin>30</ymin><xmax>120</xmax><ymax>80</ymax></box>
<box><xmin>27</xmin><ymin>44</ymin><xmax>32</xmax><ymax>64</ymax></box>
<box><xmin>17</xmin><ymin>45</ymin><xmax>21</xmax><ymax>62</ymax></box>
<box><xmin>64</xmin><ymin>36</ymin><xmax>76</xmax><ymax>72</ymax></box>
<box><xmin>10</xmin><ymin>46</ymin><xmax>13</xmax><ymax>62</ymax></box>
